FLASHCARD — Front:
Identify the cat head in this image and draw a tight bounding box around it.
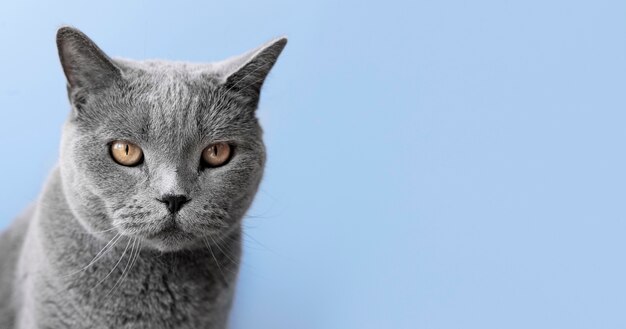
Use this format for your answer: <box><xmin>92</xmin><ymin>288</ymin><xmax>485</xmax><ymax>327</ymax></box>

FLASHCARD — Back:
<box><xmin>56</xmin><ymin>27</ymin><xmax>286</xmax><ymax>252</ymax></box>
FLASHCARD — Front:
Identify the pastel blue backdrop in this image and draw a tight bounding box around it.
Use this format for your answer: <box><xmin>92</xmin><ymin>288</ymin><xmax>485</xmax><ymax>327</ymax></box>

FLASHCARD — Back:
<box><xmin>1</xmin><ymin>1</ymin><xmax>625</xmax><ymax>328</ymax></box>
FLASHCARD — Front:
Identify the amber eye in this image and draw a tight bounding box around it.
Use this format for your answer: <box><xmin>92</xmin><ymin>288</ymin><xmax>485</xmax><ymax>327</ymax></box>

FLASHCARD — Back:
<box><xmin>202</xmin><ymin>142</ymin><xmax>232</xmax><ymax>168</ymax></box>
<box><xmin>110</xmin><ymin>141</ymin><xmax>143</xmax><ymax>166</ymax></box>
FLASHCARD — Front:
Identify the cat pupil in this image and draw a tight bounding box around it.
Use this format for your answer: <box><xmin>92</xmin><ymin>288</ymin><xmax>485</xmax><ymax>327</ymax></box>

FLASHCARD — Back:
<box><xmin>125</xmin><ymin>144</ymin><xmax>129</xmax><ymax>155</ymax></box>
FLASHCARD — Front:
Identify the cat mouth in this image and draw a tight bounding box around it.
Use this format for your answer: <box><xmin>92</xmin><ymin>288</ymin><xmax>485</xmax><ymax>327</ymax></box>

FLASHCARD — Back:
<box><xmin>144</xmin><ymin>218</ymin><xmax>194</xmax><ymax>242</ymax></box>
<box><xmin>120</xmin><ymin>213</ymin><xmax>222</xmax><ymax>251</ymax></box>
<box><xmin>143</xmin><ymin>225</ymin><xmax>197</xmax><ymax>251</ymax></box>
<box><xmin>145</xmin><ymin>226</ymin><xmax>182</xmax><ymax>239</ymax></box>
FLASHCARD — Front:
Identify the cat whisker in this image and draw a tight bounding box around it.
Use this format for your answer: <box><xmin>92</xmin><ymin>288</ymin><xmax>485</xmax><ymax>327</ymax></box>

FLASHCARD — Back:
<box><xmin>105</xmin><ymin>237</ymin><xmax>141</xmax><ymax>299</ymax></box>
<box><xmin>89</xmin><ymin>226</ymin><xmax>120</xmax><ymax>234</ymax></box>
<box><xmin>216</xmin><ymin>231</ymin><xmax>262</xmax><ymax>270</ymax></box>
<box><xmin>202</xmin><ymin>237</ymin><xmax>229</xmax><ymax>284</ymax></box>
<box><xmin>208</xmin><ymin>235</ymin><xmax>239</xmax><ymax>270</ymax></box>
<box><xmin>194</xmin><ymin>220</ymin><xmax>229</xmax><ymax>230</ymax></box>
<box><xmin>90</xmin><ymin>237</ymin><xmax>132</xmax><ymax>291</ymax></box>
<box><xmin>63</xmin><ymin>233</ymin><xmax>122</xmax><ymax>278</ymax></box>
<box><xmin>241</xmin><ymin>230</ymin><xmax>275</xmax><ymax>254</ymax></box>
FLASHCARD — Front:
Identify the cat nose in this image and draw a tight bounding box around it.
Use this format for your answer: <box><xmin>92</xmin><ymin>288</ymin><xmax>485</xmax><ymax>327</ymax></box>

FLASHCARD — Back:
<box><xmin>158</xmin><ymin>195</ymin><xmax>190</xmax><ymax>213</ymax></box>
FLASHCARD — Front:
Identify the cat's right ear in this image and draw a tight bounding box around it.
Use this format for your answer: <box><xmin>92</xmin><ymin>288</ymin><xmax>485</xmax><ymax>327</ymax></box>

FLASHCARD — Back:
<box><xmin>56</xmin><ymin>27</ymin><xmax>121</xmax><ymax>92</ymax></box>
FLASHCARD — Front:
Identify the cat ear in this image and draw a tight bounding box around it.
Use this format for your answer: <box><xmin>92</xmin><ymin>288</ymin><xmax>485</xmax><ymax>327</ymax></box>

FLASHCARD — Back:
<box><xmin>56</xmin><ymin>26</ymin><xmax>121</xmax><ymax>91</ymax></box>
<box><xmin>220</xmin><ymin>37</ymin><xmax>287</xmax><ymax>104</ymax></box>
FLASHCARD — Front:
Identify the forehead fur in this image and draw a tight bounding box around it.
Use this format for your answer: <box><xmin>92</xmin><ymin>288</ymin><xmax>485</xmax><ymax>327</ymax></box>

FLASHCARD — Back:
<box><xmin>77</xmin><ymin>59</ymin><xmax>260</xmax><ymax>151</ymax></box>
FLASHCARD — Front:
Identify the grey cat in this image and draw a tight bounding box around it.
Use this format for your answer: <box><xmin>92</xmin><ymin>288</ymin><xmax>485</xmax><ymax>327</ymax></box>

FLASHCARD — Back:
<box><xmin>0</xmin><ymin>27</ymin><xmax>286</xmax><ymax>328</ymax></box>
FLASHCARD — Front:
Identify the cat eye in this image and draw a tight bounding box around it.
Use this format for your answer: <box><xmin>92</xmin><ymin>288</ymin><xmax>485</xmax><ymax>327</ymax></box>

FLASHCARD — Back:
<box><xmin>202</xmin><ymin>142</ymin><xmax>232</xmax><ymax>168</ymax></box>
<box><xmin>110</xmin><ymin>141</ymin><xmax>144</xmax><ymax>166</ymax></box>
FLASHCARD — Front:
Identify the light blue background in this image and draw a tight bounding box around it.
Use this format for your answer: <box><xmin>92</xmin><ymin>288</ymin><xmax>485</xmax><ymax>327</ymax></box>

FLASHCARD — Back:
<box><xmin>1</xmin><ymin>1</ymin><xmax>625</xmax><ymax>328</ymax></box>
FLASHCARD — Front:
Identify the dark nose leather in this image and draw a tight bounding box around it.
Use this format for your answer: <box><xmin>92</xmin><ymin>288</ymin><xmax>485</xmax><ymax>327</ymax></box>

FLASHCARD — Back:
<box><xmin>158</xmin><ymin>195</ymin><xmax>190</xmax><ymax>213</ymax></box>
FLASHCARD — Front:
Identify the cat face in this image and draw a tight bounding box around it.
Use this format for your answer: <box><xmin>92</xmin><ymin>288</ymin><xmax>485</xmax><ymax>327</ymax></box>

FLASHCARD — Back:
<box><xmin>56</xmin><ymin>27</ymin><xmax>286</xmax><ymax>252</ymax></box>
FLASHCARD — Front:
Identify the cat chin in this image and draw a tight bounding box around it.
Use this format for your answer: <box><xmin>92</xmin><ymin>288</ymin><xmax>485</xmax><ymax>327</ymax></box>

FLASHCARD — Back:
<box><xmin>139</xmin><ymin>229</ymin><xmax>200</xmax><ymax>252</ymax></box>
<box><xmin>142</xmin><ymin>238</ymin><xmax>198</xmax><ymax>252</ymax></box>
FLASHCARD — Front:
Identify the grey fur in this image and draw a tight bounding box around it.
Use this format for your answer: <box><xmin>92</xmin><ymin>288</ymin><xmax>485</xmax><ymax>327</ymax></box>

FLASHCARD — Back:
<box><xmin>0</xmin><ymin>27</ymin><xmax>286</xmax><ymax>328</ymax></box>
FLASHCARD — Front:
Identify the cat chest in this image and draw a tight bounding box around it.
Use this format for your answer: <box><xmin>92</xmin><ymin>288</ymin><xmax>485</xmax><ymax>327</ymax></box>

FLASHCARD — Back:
<box><xmin>33</xmin><ymin>269</ymin><xmax>230</xmax><ymax>328</ymax></box>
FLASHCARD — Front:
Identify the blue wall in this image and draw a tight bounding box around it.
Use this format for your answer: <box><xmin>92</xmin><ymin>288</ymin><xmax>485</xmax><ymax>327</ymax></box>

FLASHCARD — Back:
<box><xmin>1</xmin><ymin>1</ymin><xmax>625</xmax><ymax>328</ymax></box>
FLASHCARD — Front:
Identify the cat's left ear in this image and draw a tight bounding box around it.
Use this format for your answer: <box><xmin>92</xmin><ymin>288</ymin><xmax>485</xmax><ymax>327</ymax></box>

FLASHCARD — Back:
<box><xmin>219</xmin><ymin>37</ymin><xmax>287</xmax><ymax>105</ymax></box>
<box><xmin>56</xmin><ymin>26</ymin><xmax>121</xmax><ymax>91</ymax></box>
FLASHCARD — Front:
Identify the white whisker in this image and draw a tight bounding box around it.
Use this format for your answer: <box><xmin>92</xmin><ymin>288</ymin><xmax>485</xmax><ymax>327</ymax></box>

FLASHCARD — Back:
<box><xmin>91</xmin><ymin>237</ymin><xmax>131</xmax><ymax>291</ymax></box>
<box><xmin>203</xmin><ymin>236</ymin><xmax>228</xmax><ymax>283</ymax></box>
<box><xmin>64</xmin><ymin>233</ymin><xmax>122</xmax><ymax>278</ymax></box>
<box><xmin>105</xmin><ymin>238</ymin><xmax>139</xmax><ymax>298</ymax></box>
